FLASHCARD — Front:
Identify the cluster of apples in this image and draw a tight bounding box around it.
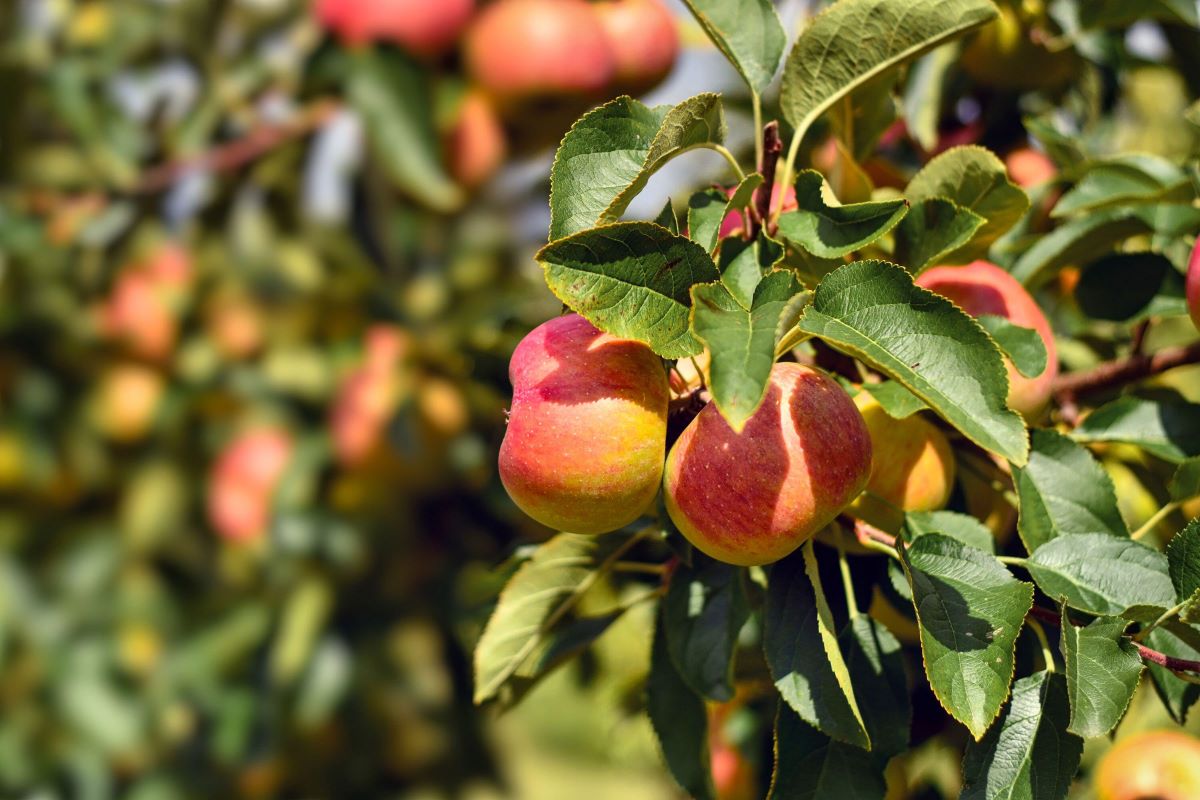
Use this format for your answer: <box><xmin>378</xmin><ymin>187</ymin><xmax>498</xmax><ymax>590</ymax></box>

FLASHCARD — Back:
<box><xmin>315</xmin><ymin>0</ymin><xmax>679</xmax><ymax>187</ymax></box>
<box><xmin>499</xmin><ymin>261</ymin><xmax>1058</xmax><ymax>565</ymax></box>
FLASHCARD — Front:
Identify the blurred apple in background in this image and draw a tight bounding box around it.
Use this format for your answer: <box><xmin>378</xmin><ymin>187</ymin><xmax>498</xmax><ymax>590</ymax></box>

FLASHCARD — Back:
<box><xmin>208</xmin><ymin>428</ymin><xmax>293</xmax><ymax>542</ymax></box>
<box><xmin>315</xmin><ymin>0</ymin><xmax>475</xmax><ymax>56</ymax></box>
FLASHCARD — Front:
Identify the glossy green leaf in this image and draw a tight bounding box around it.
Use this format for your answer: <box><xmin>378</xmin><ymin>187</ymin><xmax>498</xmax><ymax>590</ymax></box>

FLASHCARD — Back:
<box><xmin>1009</xmin><ymin>207</ymin><xmax>1152</xmax><ymax>287</ymax></box>
<box><xmin>829</xmin><ymin>72</ymin><xmax>899</xmax><ymax>163</ymax></box>
<box><xmin>1072</xmin><ymin>395</ymin><xmax>1200</xmax><ymax>463</ymax></box>
<box><xmin>1077</xmin><ymin>0</ymin><xmax>1198</xmax><ymax>30</ymax></box>
<box><xmin>681</xmin><ymin>0</ymin><xmax>786</xmax><ymax>94</ymax></box>
<box><xmin>1168</xmin><ymin>518</ymin><xmax>1200</xmax><ymax>604</ymax></box>
<box><xmin>663</xmin><ymin>553</ymin><xmax>749</xmax><ymax>702</ymax></box>
<box><xmin>961</xmin><ymin>671</ymin><xmax>1083</xmax><ymax>800</ymax></box>
<box><xmin>840</xmin><ymin>615</ymin><xmax>911</xmax><ymax>759</ymax></box>
<box><xmin>901</xmin><ymin>534</ymin><xmax>1033</xmax><ymax>740</ymax></box>
<box><xmin>780</xmin><ymin>0</ymin><xmax>997</xmax><ymax>146</ymax></box>
<box><xmin>1144</xmin><ymin>625</ymin><xmax>1200</xmax><ymax>723</ymax></box>
<box><xmin>904</xmin><ymin>44</ymin><xmax>958</xmax><ymax>152</ymax></box>
<box><xmin>797</xmin><ymin>260</ymin><xmax>1029</xmax><ymax>464</ymax></box>
<box><xmin>1026</xmin><ymin>534</ymin><xmax>1175</xmax><ymax>616</ymax></box>
<box><xmin>765</xmin><ymin>548</ymin><xmax>869</xmax><ymax>748</ymax></box>
<box><xmin>893</xmin><ymin>197</ymin><xmax>986</xmax><ymax>273</ymax></box>
<box><xmin>976</xmin><ymin>315</ymin><xmax>1047</xmax><ymax>380</ymax></box>
<box><xmin>655</xmin><ymin>198</ymin><xmax>679</xmax><ymax>233</ymax></box>
<box><xmin>1011</xmin><ymin>429</ymin><xmax>1128</xmax><ymax>552</ymax></box>
<box><xmin>537</xmin><ymin>222</ymin><xmax>720</xmax><ymax>358</ymax></box>
<box><xmin>689</xmin><ymin>173</ymin><xmax>762</xmax><ymax>254</ymax></box>
<box><xmin>768</xmin><ymin>707</ymin><xmax>888</xmax><ymax>800</ymax></box>
<box><xmin>904</xmin><ymin>510</ymin><xmax>996</xmax><ymax>553</ymax></box>
<box><xmin>861</xmin><ymin>381</ymin><xmax>928</xmax><ymax>419</ymax></box>
<box><xmin>691</xmin><ymin>271</ymin><xmax>802</xmax><ymax>431</ymax></box>
<box><xmin>1169</xmin><ymin>458</ymin><xmax>1200</xmax><ymax>501</ymax></box>
<box><xmin>1074</xmin><ymin>252</ymin><xmax>1171</xmax><ymax>321</ymax></box>
<box><xmin>1052</xmin><ymin>154</ymin><xmax>1191</xmax><ymax>218</ymax></box>
<box><xmin>1059</xmin><ymin>612</ymin><xmax>1143</xmax><ymax>738</ymax></box>
<box><xmin>776</xmin><ymin>171</ymin><xmax>908</xmax><ymax>259</ymax></box>
<box><xmin>905</xmin><ymin>146</ymin><xmax>1029</xmax><ymax>263</ymax></box>
<box><xmin>648</xmin><ymin>611</ymin><xmax>716</xmax><ymax>800</ymax></box>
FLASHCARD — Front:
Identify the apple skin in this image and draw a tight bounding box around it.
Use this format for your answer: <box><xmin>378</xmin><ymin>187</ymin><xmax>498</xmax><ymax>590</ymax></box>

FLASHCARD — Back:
<box><xmin>330</xmin><ymin>325</ymin><xmax>410</xmax><ymax>468</ymax></box>
<box><xmin>594</xmin><ymin>0</ymin><xmax>679</xmax><ymax>96</ymax></box>
<box><xmin>499</xmin><ymin>314</ymin><xmax>668</xmax><ymax>535</ymax></box>
<box><xmin>1187</xmin><ymin>237</ymin><xmax>1199</xmax><ymax>332</ymax></box>
<box><xmin>916</xmin><ymin>261</ymin><xmax>1058</xmax><ymax>420</ymax></box>
<box><xmin>464</xmin><ymin>0</ymin><xmax>616</xmax><ymax>105</ymax></box>
<box><xmin>664</xmin><ymin>363</ymin><xmax>872</xmax><ymax>566</ymax></box>
<box><xmin>90</xmin><ymin>364</ymin><xmax>165</xmax><ymax>443</ymax></box>
<box><xmin>207</xmin><ymin>429</ymin><xmax>293</xmax><ymax>543</ymax></box>
<box><xmin>445</xmin><ymin>90</ymin><xmax>507</xmax><ymax>189</ymax></box>
<box><xmin>846</xmin><ymin>394</ymin><xmax>956</xmax><ymax>531</ymax></box>
<box><xmin>1005</xmin><ymin>147</ymin><xmax>1056</xmax><ymax>188</ymax></box>
<box><xmin>315</xmin><ymin>0</ymin><xmax>474</xmax><ymax>56</ymax></box>
<box><xmin>1094</xmin><ymin>730</ymin><xmax>1200</xmax><ymax>800</ymax></box>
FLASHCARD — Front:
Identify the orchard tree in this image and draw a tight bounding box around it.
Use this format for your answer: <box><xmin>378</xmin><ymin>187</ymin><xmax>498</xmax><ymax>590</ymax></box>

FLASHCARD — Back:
<box><xmin>475</xmin><ymin>0</ymin><xmax>1200</xmax><ymax>797</ymax></box>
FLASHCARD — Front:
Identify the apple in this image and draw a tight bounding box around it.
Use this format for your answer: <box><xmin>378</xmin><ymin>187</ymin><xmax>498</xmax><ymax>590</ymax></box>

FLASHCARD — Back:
<box><xmin>464</xmin><ymin>0</ymin><xmax>616</xmax><ymax>105</ymax></box>
<box><xmin>445</xmin><ymin>89</ymin><xmax>507</xmax><ymax>189</ymax></box>
<box><xmin>916</xmin><ymin>260</ymin><xmax>1058</xmax><ymax>420</ymax></box>
<box><xmin>207</xmin><ymin>429</ymin><xmax>293</xmax><ymax>542</ymax></box>
<box><xmin>1187</xmin><ymin>237</ymin><xmax>1199</xmax><ymax>332</ymax></box>
<box><xmin>90</xmin><ymin>364</ymin><xmax>165</xmax><ymax>443</ymax></box>
<box><xmin>315</xmin><ymin>0</ymin><xmax>474</xmax><ymax>57</ymax></box>
<box><xmin>960</xmin><ymin>2</ymin><xmax>1078</xmax><ymax>91</ymax></box>
<box><xmin>594</xmin><ymin>0</ymin><xmax>679</xmax><ymax>96</ymax></box>
<box><xmin>1094</xmin><ymin>730</ymin><xmax>1200</xmax><ymax>800</ymax></box>
<box><xmin>1005</xmin><ymin>147</ymin><xmax>1056</xmax><ymax>188</ymax></box>
<box><xmin>331</xmin><ymin>326</ymin><xmax>409</xmax><ymax>468</ymax></box>
<box><xmin>205</xmin><ymin>287</ymin><xmax>264</xmax><ymax>361</ymax></box>
<box><xmin>498</xmin><ymin>314</ymin><xmax>668</xmax><ymax>534</ymax></box>
<box><xmin>99</xmin><ymin>244</ymin><xmax>193</xmax><ymax>361</ymax></box>
<box><xmin>664</xmin><ymin>363</ymin><xmax>872</xmax><ymax>566</ymax></box>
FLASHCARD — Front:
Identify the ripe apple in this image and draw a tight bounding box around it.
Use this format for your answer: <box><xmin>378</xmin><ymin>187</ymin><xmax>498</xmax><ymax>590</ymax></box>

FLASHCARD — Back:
<box><xmin>90</xmin><ymin>364</ymin><xmax>165</xmax><ymax>443</ymax></box>
<box><xmin>916</xmin><ymin>260</ymin><xmax>1058</xmax><ymax>420</ymax></box>
<box><xmin>331</xmin><ymin>326</ymin><xmax>409</xmax><ymax>468</ymax></box>
<box><xmin>1187</xmin><ymin>237</ymin><xmax>1199</xmax><ymax>332</ymax></box>
<box><xmin>207</xmin><ymin>429</ymin><xmax>293</xmax><ymax>542</ymax></box>
<box><xmin>664</xmin><ymin>363</ymin><xmax>872</xmax><ymax>566</ymax></box>
<box><xmin>498</xmin><ymin>314</ymin><xmax>668</xmax><ymax>534</ymax></box>
<box><xmin>100</xmin><ymin>244</ymin><xmax>193</xmax><ymax>361</ymax></box>
<box><xmin>594</xmin><ymin>0</ymin><xmax>679</xmax><ymax>96</ymax></box>
<box><xmin>1005</xmin><ymin>147</ymin><xmax>1056</xmax><ymax>188</ymax></box>
<box><xmin>1094</xmin><ymin>730</ymin><xmax>1200</xmax><ymax>800</ymax></box>
<box><xmin>464</xmin><ymin>0</ymin><xmax>616</xmax><ymax>105</ymax></box>
<box><xmin>315</xmin><ymin>0</ymin><xmax>474</xmax><ymax>57</ymax></box>
<box><xmin>445</xmin><ymin>90</ymin><xmax>507</xmax><ymax>189</ymax></box>
<box><xmin>845</xmin><ymin>393</ymin><xmax>956</xmax><ymax>532</ymax></box>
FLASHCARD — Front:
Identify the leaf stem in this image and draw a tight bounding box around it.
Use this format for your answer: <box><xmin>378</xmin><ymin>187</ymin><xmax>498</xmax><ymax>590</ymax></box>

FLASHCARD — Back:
<box><xmin>1134</xmin><ymin>600</ymin><xmax>1189</xmax><ymax>643</ymax></box>
<box><xmin>612</xmin><ymin>562</ymin><xmax>669</xmax><ymax>576</ymax></box>
<box><xmin>713</xmin><ymin>144</ymin><xmax>747</xmax><ymax>182</ymax></box>
<box><xmin>1131</xmin><ymin>501</ymin><xmax>1180</xmax><ymax>541</ymax></box>
<box><xmin>752</xmin><ymin>92</ymin><xmax>765</xmax><ymax>173</ymax></box>
<box><xmin>836</xmin><ymin>535</ymin><xmax>860</xmax><ymax>619</ymax></box>
<box><xmin>997</xmin><ymin>555</ymin><xmax>1027</xmax><ymax>566</ymax></box>
<box><xmin>1027</xmin><ymin>617</ymin><xmax>1056</xmax><ymax>673</ymax></box>
<box><xmin>773</xmin><ymin>125</ymin><xmax>805</xmax><ymax>224</ymax></box>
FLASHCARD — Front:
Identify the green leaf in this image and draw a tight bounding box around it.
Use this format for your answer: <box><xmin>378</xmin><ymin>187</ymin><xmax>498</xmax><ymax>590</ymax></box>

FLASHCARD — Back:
<box><xmin>473</xmin><ymin>532</ymin><xmax>629</xmax><ymax>704</ymax></box>
<box><xmin>1011</xmin><ymin>429</ymin><xmax>1128</xmax><ymax>553</ymax></box>
<box><xmin>900</xmin><ymin>534</ymin><xmax>1034</xmax><ymax>740</ymax></box>
<box><xmin>663</xmin><ymin>553</ymin><xmax>750</xmax><ymax>702</ymax></box>
<box><xmin>829</xmin><ymin>72</ymin><xmax>899</xmax><ymax>164</ymax></box>
<box><xmin>1059</xmin><ymin>613</ymin><xmax>1144</xmax><ymax>739</ymax></box>
<box><xmin>1144</xmin><ymin>626</ymin><xmax>1200</xmax><ymax>723</ymax></box>
<box><xmin>961</xmin><ymin>671</ymin><xmax>1083</xmax><ymax>800</ymax></box>
<box><xmin>1052</xmin><ymin>154</ymin><xmax>1191</xmax><ymax>218</ymax></box>
<box><xmin>976</xmin><ymin>316</ymin><xmax>1048</xmax><ymax>380</ymax></box>
<box><xmin>905</xmin><ymin>145</ymin><xmax>1030</xmax><ymax>263</ymax></box>
<box><xmin>780</xmin><ymin>0</ymin><xmax>997</xmax><ymax>146</ymax></box>
<box><xmin>797</xmin><ymin>260</ymin><xmax>1029</xmax><ymax>465</ymax></box>
<box><xmin>840</xmin><ymin>615</ymin><xmax>912</xmax><ymax>759</ymax></box>
<box><xmin>764</xmin><ymin>547</ymin><xmax>869</xmax><ymax>748</ymax></box>
<box><xmin>768</xmin><ymin>707</ymin><xmax>888</xmax><ymax>800</ymax></box>
<box><xmin>654</xmin><ymin>199</ymin><xmax>679</xmax><ymax>234</ymax></box>
<box><xmin>1072</xmin><ymin>395</ymin><xmax>1200</xmax><ymax>463</ymax></box>
<box><xmin>691</xmin><ymin>271</ymin><xmax>802</xmax><ymax>431</ymax></box>
<box><xmin>904</xmin><ymin>510</ymin><xmax>996</xmax><ymax>553</ymax></box>
<box><xmin>1168</xmin><ymin>519</ymin><xmax>1200</xmax><ymax>604</ymax></box>
<box><xmin>346</xmin><ymin>50</ymin><xmax>463</xmax><ymax>213</ymax></box>
<box><xmin>904</xmin><ymin>44</ymin><xmax>958</xmax><ymax>152</ymax></box>
<box><xmin>1169</xmin><ymin>458</ymin><xmax>1200</xmax><ymax>502</ymax></box>
<box><xmin>648</xmin><ymin>610</ymin><xmax>716</xmax><ymax>800</ymax></box>
<box><xmin>861</xmin><ymin>381</ymin><xmax>928</xmax><ymax>419</ymax></box>
<box><xmin>1074</xmin><ymin>252</ymin><xmax>1171</xmax><ymax>322</ymax></box>
<box><xmin>681</xmin><ymin>0</ymin><xmax>786</xmax><ymax>94</ymax></box>
<box><xmin>776</xmin><ymin>171</ymin><xmax>908</xmax><ymax>259</ymax></box>
<box><xmin>1077</xmin><ymin>0</ymin><xmax>1198</xmax><ymax>30</ymax></box>
<box><xmin>537</xmin><ymin>222</ymin><xmax>720</xmax><ymax>359</ymax></box>
<box><xmin>893</xmin><ymin>197</ymin><xmax>986</xmax><ymax>273</ymax></box>
<box><xmin>689</xmin><ymin>173</ymin><xmax>763</xmax><ymax>254</ymax></box>
<box><xmin>548</xmin><ymin>94</ymin><xmax>726</xmax><ymax>242</ymax></box>
<box><xmin>1009</xmin><ymin>207</ymin><xmax>1152</xmax><ymax>287</ymax></box>
<box><xmin>1026</xmin><ymin>534</ymin><xmax>1176</xmax><ymax>616</ymax></box>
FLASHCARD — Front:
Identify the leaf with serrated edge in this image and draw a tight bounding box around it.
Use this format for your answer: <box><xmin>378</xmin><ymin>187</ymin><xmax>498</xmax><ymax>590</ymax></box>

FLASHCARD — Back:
<box><xmin>768</xmin><ymin>706</ymin><xmax>888</xmax><ymax>800</ymax></box>
<box><xmin>690</xmin><ymin>173</ymin><xmax>763</xmax><ymax>254</ymax></box>
<box><xmin>648</xmin><ymin>611</ymin><xmax>716</xmax><ymax>800</ymax></box>
<box><xmin>901</xmin><ymin>534</ymin><xmax>1033</xmax><ymax>740</ymax></box>
<box><xmin>1169</xmin><ymin>518</ymin><xmax>1200</xmax><ymax>604</ymax></box>
<box><xmin>681</xmin><ymin>0</ymin><xmax>786</xmax><ymax>94</ymax></box>
<box><xmin>1052</xmin><ymin>154</ymin><xmax>1190</xmax><ymax>218</ymax></box>
<box><xmin>654</xmin><ymin>198</ymin><xmax>679</xmax><ymax>233</ymax></box>
<box><xmin>1071</xmin><ymin>396</ymin><xmax>1200</xmax><ymax>464</ymax></box>
<box><xmin>894</xmin><ymin>197</ymin><xmax>986</xmax><ymax>273</ymax></box>
<box><xmin>537</xmin><ymin>222</ymin><xmax>720</xmax><ymax>359</ymax></box>
<box><xmin>776</xmin><ymin>171</ymin><xmax>908</xmax><ymax>258</ymax></box>
<box><xmin>1011</xmin><ymin>429</ymin><xmax>1127</xmax><ymax>553</ymax></box>
<box><xmin>862</xmin><ymin>381</ymin><xmax>928</xmax><ymax>419</ymax></box>
<box><xmin>976</xmin><ymin>316</ymin><xmax>1047</xmax><ymax>379</ymax></box>
<box><xmin>797</xmin><ymin>260</ymin><xmax>1028</xmax><ymax>465</ymax></box>
<box><xmin>1144</xmin><ymin>626</ymin><xmax>1200</xmax><ymax>724</ymax></box>
<box><xmin>840</xmin><ymin>615</ymin><xmax>911</xmax><ymax>759</ymax></box>
<box><xmin>780</xmin><ymin>0</ymin><xmax>997</xmax><ymax>146</ymax></box>
<box><xmin>961</xmin><ymin>671</ymin><xmax>1083</xmax><ymax>800</ymax></box>
<box><xmin>1026</xmin><ymin>534</ymin><xmax>1175</xmax><ymax>616</ymax></box>
<box><xmin>1059</xmin><ymin>611</ymin><xmax>1143</xmax><ymax>738</ymax></box>
<box><xmin>691</xmin><ymin>271</ymin><xmax>802</xmax><ymax>431</ymax></box>
<box><xmin>663</xmin><ymin>554</ymin><xmax>749</xmax><ymax>702</ymax></box>
<box><xmin>905</xmin><ymin>510</ymin><xmax>996</xmax><ymax>553</ymax></box>
<box><xmin>906</xmin><ymin>146</ymin><xmax>1029</xmax><ymax>263</ymax></box>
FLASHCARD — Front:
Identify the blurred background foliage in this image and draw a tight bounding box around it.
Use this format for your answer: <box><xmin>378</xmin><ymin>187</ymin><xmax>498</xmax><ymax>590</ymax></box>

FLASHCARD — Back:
<box><xmin>1</xmin><ymin>1</ymin><xmax>1199</xmax><ymax>799</ymax></box>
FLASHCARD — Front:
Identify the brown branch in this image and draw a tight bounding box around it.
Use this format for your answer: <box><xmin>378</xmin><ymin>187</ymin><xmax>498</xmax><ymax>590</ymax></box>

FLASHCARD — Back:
<box><xmin>1052</xmin><ymin>341</ymin><xmax>1200</xmax><ymax>399</ymax></box>
<box><xmin>135</xmin><ymin>98</ymin><xmax>342</xmax><ymax>193</ymax></box>
<box><xmin>748</xmin><ymin>121</ymin><xmax>782</xmax><ymax>240</ymax></box>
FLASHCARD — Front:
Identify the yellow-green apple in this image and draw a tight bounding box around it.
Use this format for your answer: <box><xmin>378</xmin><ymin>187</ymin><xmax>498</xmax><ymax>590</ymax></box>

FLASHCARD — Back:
<box><xmin>464</xmin><ymin>0</ymin><xmax>615</xmax><ymax>105</ymax></box>
<box><xmin>445</xmin><ymin>89</ymin><xmax>507</xmax><ymax>189</ymax></box>
<box><xmin>315</xmin><ymin>0</ymin><xmax>474</xmax><ymax>56</ymax></box>
<box><xmin>89</xmin><ymin>364</ymin><xmax>165</xmax><ymax>443</ymax></box>
<box><xmin>916</xmin><ymin>260</ymin><xmax>1058</xmax><ymax>420</ymax></box>
<box><xmin>846</xmin><ymin>393</ymin><xmax>956</xmax><ymax>532</ymax></box>
<box><xmin>205</xmin><ymin>286</ymin><xmax>265</xmax><ymax>361</ymax></box>
<box><xmin>207</xmin><ymin>428</ymin><xmax>293</xmax><ymax>542</ymax></box>
<box><xmin>1187</xmin><ymin>237</ymin><xmax>1199</xmax><ymax>332</ymax></box>
<box><xmin>664</xmin><ymin>363</ymin><xmax>872</xmax><ymax>566</ymax></box>
<box><xmin>1095</xmin><ymin>730</ymin><xmax>1200</xmax><ymax>800</ymax></box>
<box><xmin>594</xmin><ymin>0</ymin><xmax>679</xmax><ymax>96</ymax></box>
<box><xmin>960</xmin><ymin>1</ymin><xmax>1078</xmax><ymax>90</ymax></box>
<box><xmin>498</xmin><ymin>314</ymin><xmax>668</xmax><ymax>534</ymax></box>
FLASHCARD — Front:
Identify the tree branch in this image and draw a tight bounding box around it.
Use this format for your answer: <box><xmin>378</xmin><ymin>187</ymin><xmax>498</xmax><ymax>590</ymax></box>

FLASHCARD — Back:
<box><xmin>1052</xmin><ymin>341</ymin><xmax>1200</xmax><ymax>399</ymax></box>
<box><xmin>748</xmin><ymin>121</ymin><xmax>782</xmax><ymax>240</ymax></box>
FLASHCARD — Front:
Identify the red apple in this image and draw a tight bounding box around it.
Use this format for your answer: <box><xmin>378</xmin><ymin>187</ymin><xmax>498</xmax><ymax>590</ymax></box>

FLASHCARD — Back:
<box><xmin>315</xmin><ymin>0</ymin><xmax>474</xmax><ymax>56</ymax></box>
<box><xmin>1005</xmin><ymin>147</ymin><xmax>1056</xmax><ymax>188</ymax></box>
<box><xmin>331</xmin><ymin>325</ymin><xmax>409</xmax><ymax>468</ymax></box>
<box><xmin>1095</xmin><ymin>730</ymin><xmax>1200</xmax><ymax>800</ymax></box>
<box><xmin>208</xmin><ymin>429</ymin><xmax>293</xmax><ymax>542</ymax></box>
<box><xmin>594</xmin><ymin>0</ymin><xmax>679</xmax><ymax>96</ymax></box>
<box><xmin>445</xmin><ymin>89</ymin><xmax>507</xmax><ymax>188</ymax></box>
<box><xmin>1187</xmin><ymin>237</ymin><xmax>1199</xmax><ymax>332</ymax></box>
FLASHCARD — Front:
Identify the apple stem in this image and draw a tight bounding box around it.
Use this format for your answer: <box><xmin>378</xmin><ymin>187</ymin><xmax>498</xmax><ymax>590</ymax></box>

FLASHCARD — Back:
<box><xmin>835</xmin><ymin>537</ymin><xmax>860</xmax><ymax>619</ymax></box>
<box><xmin>1027</xmin><ymin>617</ymin><xmax>1056</xmax><ymax>673</ymax></box>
